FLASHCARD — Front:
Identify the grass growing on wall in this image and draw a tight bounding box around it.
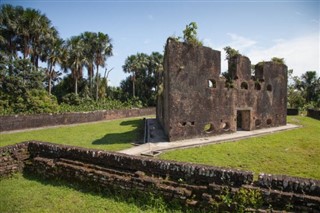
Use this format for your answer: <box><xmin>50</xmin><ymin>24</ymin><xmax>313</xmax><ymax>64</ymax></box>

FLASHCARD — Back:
<box><xmin>0</xmin><ymin>117</ymin><xmax>144</xmax><ymax>151</ymax></box>
<box><xmin>159</xmin><ymin>116</ymin><xmax>320</xmax><ymax>180</ymax></box>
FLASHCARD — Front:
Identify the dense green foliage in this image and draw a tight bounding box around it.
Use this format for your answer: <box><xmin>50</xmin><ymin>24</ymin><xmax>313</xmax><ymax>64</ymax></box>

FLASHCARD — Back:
<box><xmin>0</xmin><ymin>57</ymin><xmax>59</xmax><ymax>114</ymax></box>
<box><xmin>288</xmin><ymin>70</ymin><xmax>320</xmax><ymax>109</ymax></box>
<box><xmin>271</xmin><ymin>57</ymin><xmax>285</xmax><ymax>65</ymax></box>
<box><xmin>122</xmin><ymin>52</ymin><xmax>163</xmax><ymax>106</ymax></box>
<box><xmin>0</xmin><ymin>4</ymin><xmax>158</xmax><ymax>115</ymax></box>
<box><xmin>0</xmin><ymin>117</ymin><xmax>144</xmax><ymax>151</ymax></box>
<box><xmin>160</xmin><ymin>116</ymin><xmax>320</xmax><ymax>180</ymax></box>
<box><xmin>182</xmin><ymin>22</ymin><xmax>203</xmax><ymax>46</ymax></box>
<box><xmin>1</xmin><ymin>4</ymin><xmax>318</xmax><ymax>115</ymax></box>
<box><xmin>170</xmin><ymin>22</ymin><xmax>203</xmax><ymax>46</ymax></box>
<box><xmin>223</xmin><ymin>46</ymin><xmax>241</xmax><ymax>60</ymax></box>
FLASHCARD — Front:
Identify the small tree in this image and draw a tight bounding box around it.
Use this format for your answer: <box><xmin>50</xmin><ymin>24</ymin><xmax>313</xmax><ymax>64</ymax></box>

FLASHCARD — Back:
<box><xmin>182</xmin><ymin>22</ymin><xmax>203</xmax><ymax>46</ymax></box>
<box><xmin>271</xmin><ymin>57</ymin><xmax>285</xmax><ymax>65</ymax></box>
<box><xmin>223</xmin><ymin>46</ymin><xmax>240</xmax><ymax>60</ymax></box>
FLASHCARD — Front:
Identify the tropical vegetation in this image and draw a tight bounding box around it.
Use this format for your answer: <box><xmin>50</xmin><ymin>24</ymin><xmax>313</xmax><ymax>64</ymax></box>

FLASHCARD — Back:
<box><xmin>122</xmin><ymin>52</ymin><xmax>163</xmax><ymax>106</ymax></box>
<box><xmin>1</xmin><ymin>4</ymin><xmax>318</xmax><ymax>116</ymax></box>
<box><xmin>0</xmin><ymin>4</ymin><xmax>160</xmax><ymax>115</ymax></box>
<box><xmin>287</xmin><ymin>70</ymin><xmax>320</xmax><ymax>110</ymax></box>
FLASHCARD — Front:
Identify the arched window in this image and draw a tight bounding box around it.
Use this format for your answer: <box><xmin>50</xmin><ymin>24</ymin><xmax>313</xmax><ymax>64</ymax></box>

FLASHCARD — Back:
<box><xmin>204</xmin><ymin>123</ymin><xmax>214</xmax><ymax>133</ymax></box>
<box><xmin>241</xmin><ymin>82</ymin><xmax>248</xmax><ymax>90</ymax></box>
<box><xmin>221</xmin><ymin>122</ymin><xmax>230</xmax><ymax>131</ymax></box>
<box><xmin>208</xmin><ymin>79</ymin><xmax>216</xmax><ymax>88</ymax></box>
<box><xmin>254</xmin><ymin>82</ymin><xmax>261</xmax><ymax>90</ymax></box>
<box><xmin>255</xmin><ymin>119</ymin><xmax>261</xmax><ymax>127</ymax></box>
<box><xmin>267</xmin><ymin>84</ymin><xmax>272</xmax><ymax>92</ymax></box>
<box><xmin>267</xmin><ymin>119</ymin><xmax>272</xmax><ymax>125</ymax></box>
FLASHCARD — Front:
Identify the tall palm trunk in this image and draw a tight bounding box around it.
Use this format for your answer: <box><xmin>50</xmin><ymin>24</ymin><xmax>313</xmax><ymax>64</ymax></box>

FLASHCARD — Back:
<box><xmin>132</xmin><ymin>74</ymin><xmax>136</xmax><ymax>97</ymax></box>
<box><xmin>75</xmin><ymin>78</ymin><xmax>78</xmax><ymax>95</ymax></box>
<box><xmin>88</xmin><ymin>65</ymin><xmax>94</xmax><ymax>94</ymax></box>
<box><xmin>73</xmin><ymin>68</ymin><xmax>78</xmax><ymax>95</ymax></box>
<box><xmin>48</xmin><ymin>78</ymin><xmax>52</xmax><ymax>95</ymax></box>
<box><xmin>95</xmin><ymin>65</ymin><xmax>99</xmax><ymax>101</ymax></box>
<box><xmin>48</xmin><ymin>63</ymin><xmax>53</xmax><ymax>95</ymax></box>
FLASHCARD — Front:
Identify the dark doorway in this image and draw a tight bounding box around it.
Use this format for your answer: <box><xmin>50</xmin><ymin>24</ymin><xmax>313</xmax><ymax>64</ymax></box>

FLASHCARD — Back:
<box><xmin>237</xmin><ymin>110</ymin><xmax>251</xmax><ymax>131</ymax></box>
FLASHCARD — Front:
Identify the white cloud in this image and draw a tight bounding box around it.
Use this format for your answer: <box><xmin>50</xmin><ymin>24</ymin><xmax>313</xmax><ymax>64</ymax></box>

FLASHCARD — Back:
<box><xmin>215</xmin><ymin>33</ymin><xmax>319</xmax><ymax>76</ymax></box>
<box><xmin>247</xmin><ymin>33</ymin><xmax>319</xmax><ymax>77</ymax></box>
<box><xmin>213</xmin><ymin>33</ymin><xmax>257</xmax><ymax>72</ymax></box>
<box><xmin>226</xmin><ymin>33</ymin><xmax>257</xmax><ymax>50</ymax></box>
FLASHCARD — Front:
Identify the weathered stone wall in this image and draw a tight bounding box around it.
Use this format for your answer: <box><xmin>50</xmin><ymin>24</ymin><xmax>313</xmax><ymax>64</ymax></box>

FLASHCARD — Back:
<box><xmin>26</xmin><ymin>141</ymin><xmax>253</xmax><ymax>187</ymax></box>
<box><xmin>307</xmin><ymin>109</ymin><xmax>320</xmax><ymax>120</ymax></box>
<box><xmin>258</xmin><ymin>173</ymin><xmax>320</xmax><ymax>197</ymax></box>
<box><xmin>0</xmin><ymin>108</ymin><xmax>155</xmax><ymax>132</ymax></box>
<box><xmin>0</xmin><ymin>142</ymin><xmax>29</xmax><ymax>177</ymax></box>
<box><xmin>1</xmin><ymin>141</ymin><xmax>319</xmax><ymax>211</ymax></box>
<box><xmin>158</xmin><ymin>39</ymin><xmax>287</xmax><ymax>141</ymax></box>
<box><xmin>287</xmin><ymin>108</ymin><xmax>299</xmax><ymax>115</ymax></box>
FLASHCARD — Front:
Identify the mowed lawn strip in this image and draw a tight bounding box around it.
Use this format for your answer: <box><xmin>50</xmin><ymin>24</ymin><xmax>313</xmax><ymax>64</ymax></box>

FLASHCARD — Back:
<box><xmin>0</xmin><ymin>117</ymin><xmax>144</xmax><ymax>151</ymax></box>
<box><xmin>159</xmin><ymin>116</ymin><xmax>320</xmax><ymax>180</ymax></box>
<box><xmin>0</xmin><ymin>174</ymin><xmax>168</xmax><ymax>213</ymax></box>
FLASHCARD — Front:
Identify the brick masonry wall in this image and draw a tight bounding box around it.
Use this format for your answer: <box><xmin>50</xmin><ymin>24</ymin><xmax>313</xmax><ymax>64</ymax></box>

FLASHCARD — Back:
<box><xmin>0</xmin><ymin>108</ymin><xmax>155</xmax><ymax>132</ymax></box>
<box><xmin>287</xmin><ymin>108</ymin><xmax>299</xmax><ymax>115</ymax></box>
<box><xmin>1</xmin><ymin>141</ymin><xmax>320</xmax><ymax>211</ymax></box>
<box><xmin>0</xmin><ymin>142</ymin><xmax>29</xmax><ymax>177</ymax></box>
<box><xmin>307</xmin><ymin>109</ymin><xmax>320</xmax><ymax>120</ymax></box>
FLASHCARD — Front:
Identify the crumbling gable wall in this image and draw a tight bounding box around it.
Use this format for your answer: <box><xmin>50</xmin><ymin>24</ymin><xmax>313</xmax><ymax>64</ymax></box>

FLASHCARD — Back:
<box><xmin>157</xmin><ymin>38</ymin><xmax>287</xmax><ymax>141</ymax></box>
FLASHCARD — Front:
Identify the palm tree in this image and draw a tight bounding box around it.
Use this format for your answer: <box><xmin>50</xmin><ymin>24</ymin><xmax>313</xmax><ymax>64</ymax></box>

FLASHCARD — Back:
<box><xmin>45</xmin><ymin>37</ymin><xmax>65</xmax><ymax>94</ymax></box>
<box><xmin>65</xmin><ymin>36</ymin><xmax>87</xmax><ymax>95</ymax></box>
<box><xmin>21</xmin><ymin>8</ymin><xmax>54</xmax><ymax>69</ymax></box>
<box><xmin>93</xmin><ymin>32</ymin><xmax>113</xmax><ymax>101</ymax></box>
<box><xmin>45</xmin><ymin>69</ymin><xmax>62</xmax><ymax>94</ymax></box>
<box><xmin>299</xmin><ymin>71</ymin><xmax>319</xmax><ymax>103</ymax></box>
<box><xmin>1</xmin><ymin>5</ymin><xmax>58</xmax><ymax>72</ymax></box>
<box><xmin>148</xmin><ymin>52</ymin><xmax>163</xmax><ymax>91</ymax></box>
<box><xmin>0</xmin><ymin>4</ymin><xmax>24</xmax><ymax>73</ymax></box>
<box><xmin>123</xmin><ymin>53</ymin><xmax>149</xmax><ymax>98</ymax></box>
<box><xmin>80</xmin><ymin>31</ymin><xmax>96</xmax><ymax>93</ymax></box>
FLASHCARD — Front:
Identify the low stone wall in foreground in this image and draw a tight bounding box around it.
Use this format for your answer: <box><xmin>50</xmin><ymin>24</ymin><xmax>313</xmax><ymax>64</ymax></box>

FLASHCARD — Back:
<box><xmin>1</xmin><ymin>141</ymin><xmax>319</xmax><ymax>212</ymax></box>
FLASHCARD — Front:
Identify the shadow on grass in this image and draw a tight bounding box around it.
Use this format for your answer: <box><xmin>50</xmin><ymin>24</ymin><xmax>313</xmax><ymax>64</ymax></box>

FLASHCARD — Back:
<box><xmin>21</xmin><ymin>172</ymin><xmax>185</xmax><ymax>212</ymax></box>
<box><xmin>92</xmin><ymin>119</ymin><xmax>144</xmax><ymax>145</ymax></box>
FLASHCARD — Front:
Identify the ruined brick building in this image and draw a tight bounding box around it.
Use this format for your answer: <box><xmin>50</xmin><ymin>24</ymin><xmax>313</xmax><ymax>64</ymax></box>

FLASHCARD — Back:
<box><xmin>157</xmin><ymin>38</ymin><xmax>287</xmax><ymax>141</ymax></box>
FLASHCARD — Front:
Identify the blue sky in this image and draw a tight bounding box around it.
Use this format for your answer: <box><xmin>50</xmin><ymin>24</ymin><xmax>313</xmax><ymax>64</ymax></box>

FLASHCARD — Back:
<box><xmin>2</xmin><ymin>0</ymin><xmax>319</xmax><ymax>86</ymax></box>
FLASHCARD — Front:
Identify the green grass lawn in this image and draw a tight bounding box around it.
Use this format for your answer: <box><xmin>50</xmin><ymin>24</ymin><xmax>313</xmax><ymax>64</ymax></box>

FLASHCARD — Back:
<box><xmin>159</xmin><ymin>116</ymin><xmax>320</xmax><ymax>180</ymax></box>
<box><xmin>0</xmin><ymin>174</ymin><xmax>181</xmax><ymax>213</ymax></box>
<box><xmin>1</xmin><ymin>116</ymin><xmax>319</xmax><ymax>212</ymax></box>
<box><xmin>0</xmin><ymin>117</ymin><xmax>144</xmax><ymax>151</ymax></box>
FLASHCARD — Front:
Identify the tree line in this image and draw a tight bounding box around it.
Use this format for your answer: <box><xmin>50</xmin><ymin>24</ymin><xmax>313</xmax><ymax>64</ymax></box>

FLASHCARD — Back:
<box><xmin>0</xmin><ymin>4</ymin><xmax>163</xmax><ymax>114</ymax></box>
<box><xmin>1</xmin><ymin>5</ymin><xmax>318</xmax><ymax>115</ymax></box>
